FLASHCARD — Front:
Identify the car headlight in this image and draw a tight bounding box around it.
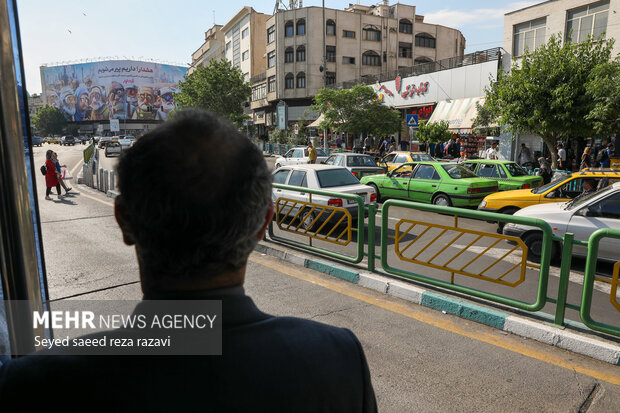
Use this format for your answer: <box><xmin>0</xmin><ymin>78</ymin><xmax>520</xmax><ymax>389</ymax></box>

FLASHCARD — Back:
<box><xmin>478</xmin><ymin>200</ymin><xmax>487</xmax><ymax>209</ymax></box>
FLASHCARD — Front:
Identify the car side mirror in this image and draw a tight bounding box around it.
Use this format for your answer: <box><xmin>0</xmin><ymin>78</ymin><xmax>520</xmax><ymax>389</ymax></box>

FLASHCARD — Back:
<box><xmin>386</xmin><ymin>171</ymin><xmax>393</xmax><ymax>177</ymax></box>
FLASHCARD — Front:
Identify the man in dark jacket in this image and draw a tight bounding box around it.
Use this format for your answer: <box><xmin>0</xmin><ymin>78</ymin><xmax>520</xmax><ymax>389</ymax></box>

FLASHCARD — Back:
<box><xmin>0</xmin><ymin>109</ymin><xmax>377</xmax><ymax>412</ymax></box>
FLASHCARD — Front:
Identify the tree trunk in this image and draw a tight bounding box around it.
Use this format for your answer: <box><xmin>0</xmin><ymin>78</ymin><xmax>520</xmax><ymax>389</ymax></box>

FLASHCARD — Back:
<box><xmin>543</xmin><ymin>138</ymin><xmax>558</xmax><ymax>170</ymax></box>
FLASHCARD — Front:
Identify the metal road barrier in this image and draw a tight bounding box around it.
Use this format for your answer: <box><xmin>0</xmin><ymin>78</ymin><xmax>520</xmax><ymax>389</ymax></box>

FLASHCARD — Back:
<box><xmin>269</xmin><ymin>183</ymin><xmax>365</xmax><ymax>263</ymax></box>
<box><xmin>581</xmin><ymin>229</ymin><xmax>620</xmax><ymax>337</ymax></box>
<box><xmin>379</xmin><ymin>200</ymin><xmax>552</xmax><ymax>312</ymax></box>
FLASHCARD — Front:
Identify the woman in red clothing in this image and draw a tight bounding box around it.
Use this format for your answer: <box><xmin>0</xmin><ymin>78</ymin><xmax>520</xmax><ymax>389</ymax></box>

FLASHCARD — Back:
<box><xmin>44</xmin><ymin>149</ymin><xmax>62</xmax><ymax>200</ymax></box>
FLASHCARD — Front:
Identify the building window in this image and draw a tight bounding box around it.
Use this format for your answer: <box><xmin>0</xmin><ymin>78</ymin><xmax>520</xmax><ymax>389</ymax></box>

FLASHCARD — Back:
<box><xmin>285</xmin><ymin>73</ymin><xmax>294</xmax><ymax>89</ymax></box>
<box><xmin>296</xmin><ymin>19</ymin><xmax>306</xmax><ymax>36</ymax></box>
<box><xmin>415</xmin><ymin>33</ymin><xmax>436</xmax><ymax>48</ymax></box>
<box><xmin>343</xmin><ymin>30</ymin><xmax>355</xmax><ymax>38</ymax></box>
<box><xmin>296</xmin><ymin>72</ymin><xmax>306</xmax><ymax>88</ymax></box>
<box><xmin>268</xmin><ymin>76</ymin><xmax>276</xmax><ymax>93</ymax></box>
<box><xmin>267</xmin><ymin>25</ymin><xmax>275</xmax><ymax>43</ymax></box>
<box><xmin>252</xmin><ymin>83</ymin><xmax>266</xmax><ymax>101</ymax></box>
<box><xmin>399</xmin><ymin>19</ymin><xmax>413</xmax><ymax>34</ymax></box>
<box><xmin>326</xmin><ymin>46</ymin><xmax>336</xmax><ymax>62</ymax></box>
<box><xmin>326</xmin><ymin>19</ymin><xmax>336</xmax><ymax>36</ymax></box>
<box><xmin>414</xmin><ymin>57</ymin><xmax>433</xmax><ymax>65</ymax></box>
<box><xmin>296</xmin><ymin>45</ymin><xmax>306</xmax><ymax>62</ymax></box>
<box><xmin>242</xmin><ymin>50</ymin><xmax>249</xmax><ymax>61</ymax></box>
<box><xmin>342</xmin><ymin>56</ymin><xmax>355</xmax><ymax>64</ymax></box>
<box><xmin>285</xmin><ymin>21</ymin><xmax>294</xmax><ymax>37</ymax></box>
<box><xmin>362</xmin><ymin>50</ymin><xmax>381</xmax><ymax>66</ymax></box>
<box><xmin>363</xmin><ymin>27</ymin><xmax>381</xmax><ymax>41</ymax></box>
<box><xmin>326</xmin><ymin>71</ymin><xmax>336</xmax><ymax>85</ymax></box>
<box><xmin>285</xmin><ymin>47</ymin><xmax>294</xmax><ymax>63</ymax></box>
<box><xmin>513</xmin><ymin>18</ymin><xmax>546</xmax><ymax>57</ymax></box>
<box><xmin>398</xmin><ymin>42</ymin><xmax>412</xmax><ymax>58</ymax></box>
<box><xmin>566</xmin><ymin>1</ymin><xmax>609</xmax><ymax>43</ymax></box>
<box><xmin>225</xmin><ymin>41</ymin><xmax>231</xmax><ymax>52</ymax></box>
<box><xmin>267</xmin><ymin>51</ymin><xmax>276</xmax><ymax>68</ymax></box>
<box><xmin>242</xmin><ymin>28</ymin><xmax>249</xmax><ymax>39</ymax></box>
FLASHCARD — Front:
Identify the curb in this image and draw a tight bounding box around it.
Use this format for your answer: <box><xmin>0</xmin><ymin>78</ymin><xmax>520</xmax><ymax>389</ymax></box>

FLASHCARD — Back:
<box><xmin>255</xmin><ymin>241</ymin><xmax>620</xmax><ymax>366</ymax></box>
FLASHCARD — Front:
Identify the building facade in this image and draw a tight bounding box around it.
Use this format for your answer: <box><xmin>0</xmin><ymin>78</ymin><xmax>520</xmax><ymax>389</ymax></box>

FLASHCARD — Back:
<box><xmin>250</xmin><ymin>2</ymin><xmax>465</xmax><ymax>134</ymax></box>
<box><xmin>188</xmin><ymin>25</ymin><xmax>225</xmax><ymax>76</ymax></box>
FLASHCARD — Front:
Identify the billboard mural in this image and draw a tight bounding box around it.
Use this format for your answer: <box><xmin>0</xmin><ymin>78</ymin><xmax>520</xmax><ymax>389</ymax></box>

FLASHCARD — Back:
<box><xmin>41</xmin><ymin>60</ymin><xmax>187</xmax><ymax>122</ymax></box>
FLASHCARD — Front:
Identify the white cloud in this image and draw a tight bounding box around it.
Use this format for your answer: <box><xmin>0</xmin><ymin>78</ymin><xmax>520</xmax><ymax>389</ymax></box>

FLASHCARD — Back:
<box><xmin>423</xmin><ymin>1</ymin><xmax>540</xmax><ymax>29</ymax></box>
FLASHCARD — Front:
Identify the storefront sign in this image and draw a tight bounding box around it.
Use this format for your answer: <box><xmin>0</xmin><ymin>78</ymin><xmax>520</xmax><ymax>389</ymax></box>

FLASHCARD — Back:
<box><xmin>408</xmin><ymin>104</ymin><xmax>435</xmax><ymax>122</ymax></box>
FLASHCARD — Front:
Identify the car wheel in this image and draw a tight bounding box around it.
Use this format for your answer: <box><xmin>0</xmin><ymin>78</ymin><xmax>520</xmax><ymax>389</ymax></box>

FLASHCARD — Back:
<box><xmin>432</xmin><ymin>193</ymin><xmax>451</xmax><ymax>207</ymax></box>
<box><xmin>300</xmin><ymin>209</ymin><xmax>317</xmax><ymax>231</ymax></box>
<box><xmin>497</xmin><ymin>208</ymin><xmax>519</xmax><ymax>234</ymax></box>
<box><xmin>369</xmin><ymin>183</ymin><xmax>382</xmax><ymax>203</ymax></box>
<box><xmin>523</xmin><ymin>232</ymin><xmax>558</xmax><ymax>264</ymax></box>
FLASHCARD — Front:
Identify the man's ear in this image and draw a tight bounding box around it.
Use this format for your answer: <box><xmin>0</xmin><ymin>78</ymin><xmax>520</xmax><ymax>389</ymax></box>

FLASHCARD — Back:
<box><xmin>114</xmin><ymin>196</ymin><xmax>135</xmax><ymax>246</ymax></box>
<box><xmin>257</xmin><ymin>202</ymin><xmax>274</xmax><ymax>240</ymax></box>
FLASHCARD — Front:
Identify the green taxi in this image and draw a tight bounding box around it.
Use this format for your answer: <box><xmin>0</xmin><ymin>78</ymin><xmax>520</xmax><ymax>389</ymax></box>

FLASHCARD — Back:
<box><xmin>460</xmin><ymin>160</ymin><xmax>542</xmax><ymax>190</ymax></box>
<box><xmin>360</xmin><ymin>162</ymin><xmax>498</xmax><ymax>207</ymax></box>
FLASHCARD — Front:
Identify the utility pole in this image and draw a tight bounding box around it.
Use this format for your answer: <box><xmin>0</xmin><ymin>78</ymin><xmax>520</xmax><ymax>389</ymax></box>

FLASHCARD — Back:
<box><xmin>322</xmin><ymin>0</ymin><xmax>327</xmax><ymax>151</ymax></box>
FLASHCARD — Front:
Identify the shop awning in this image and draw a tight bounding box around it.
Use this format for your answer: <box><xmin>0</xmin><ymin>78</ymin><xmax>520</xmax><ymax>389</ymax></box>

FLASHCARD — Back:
<box><xmin>427</xmin><ymin>97</ymin><xmax>485</xmax><ymax>131</ymax></box>
<box><xmin>308</xmin><ymin>114</ymin><xmax>324</xmax><ymax>128</ymax></box>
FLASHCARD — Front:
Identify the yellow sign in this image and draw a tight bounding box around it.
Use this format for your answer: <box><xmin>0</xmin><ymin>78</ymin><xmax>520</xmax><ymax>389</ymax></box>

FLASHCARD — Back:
<box><xmin>83</xmin><ymin>143</ymin><xmax>94</xmax><ymax>163</ymax></box>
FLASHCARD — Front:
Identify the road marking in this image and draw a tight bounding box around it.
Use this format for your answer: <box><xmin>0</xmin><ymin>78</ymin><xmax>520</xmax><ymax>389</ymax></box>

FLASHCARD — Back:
<box><xmin>250</xmin><ymin>253</ymin><xmax>620</xmax><ymax>386</ymax></box>
<box><xmin>78</xmin><ymin>191</ymin><xmax>114</xmax><ymax>207</ymax></box>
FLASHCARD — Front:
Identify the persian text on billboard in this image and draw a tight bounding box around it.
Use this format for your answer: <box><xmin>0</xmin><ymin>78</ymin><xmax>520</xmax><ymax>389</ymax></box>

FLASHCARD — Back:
<box><xmin>42</xmin><ymin>60</ymin><xmax>187</xmax><ymax>122</ymax></box>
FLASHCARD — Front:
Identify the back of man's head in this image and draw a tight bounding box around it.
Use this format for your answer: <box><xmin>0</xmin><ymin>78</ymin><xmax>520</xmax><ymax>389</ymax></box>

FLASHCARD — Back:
<box><xmin>116</xmin><ymin>109</ymin><xmax>271</xmax><ymax>283</ymax></box>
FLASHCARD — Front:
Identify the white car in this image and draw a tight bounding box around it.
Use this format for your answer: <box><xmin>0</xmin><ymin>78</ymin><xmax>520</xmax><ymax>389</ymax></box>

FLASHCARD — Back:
<box><xmin>118</xmin><ymin>137</ymin><xmax>135</xmax><ymax>150</ymax></box>
<box><xmin>272</xmin><ymin>164</ymin><xmax>376</xmax><ymax>229</ymax></box>
<box><xmin>323</xmin><ymin>153</ymin><xmax>386</xmax><ymax>180</ymax></box>
<box><xmin>104</xmin><ymin>141</ymin><xmax>122</xmax><ymax>157</ymax></box>
<box><xmin>503</xmin><ymin>182</ymin><xmax>620</xmax><ymax>263</ymax></box>
<box><xmin>274</xmin><ymin>146</ymin><xmax>329</xmax><ymax>168</ymax></box>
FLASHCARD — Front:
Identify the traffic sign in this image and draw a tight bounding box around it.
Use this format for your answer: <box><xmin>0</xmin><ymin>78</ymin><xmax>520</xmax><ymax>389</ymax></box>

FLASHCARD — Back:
<box><xmin>406</xmin><ymin>114</ymin><xmax>419</xmax><ymax>127</ymax></box>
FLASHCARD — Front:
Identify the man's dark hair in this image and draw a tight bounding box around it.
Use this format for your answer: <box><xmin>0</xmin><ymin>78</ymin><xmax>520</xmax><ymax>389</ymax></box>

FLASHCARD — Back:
<box><xmin>116</xmin><ymin>109</ymin><xmax>271</xmax><ymax>279</ymax></box>
<box><xmin>584</xmin><ymin>179</ymin><xmax>596</xmax><ymax>189</ymax></box>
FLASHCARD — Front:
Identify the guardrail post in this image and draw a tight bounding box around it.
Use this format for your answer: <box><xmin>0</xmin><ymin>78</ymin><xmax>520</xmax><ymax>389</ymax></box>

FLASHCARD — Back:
<box><xmin>98</xmin><ymin>168</ymin><xmax>104</xmax><ymax>192</ymax></box>
<box><xmin>554</xmin><ymin>232</ymin><xmax>574</xmax><ymax>326</ymax></box>
<box><xmin>104</xmin><ymin>169</ymin><xmax>109</xmax><ymax>193</ymax></box>
<box><xmin>367</xmin><ymin>203</ymin><xmax>376</xmax><ymax>272</ymax></box>
<box><xmin>109</xmin><ymin>171</ymin><xmax>115</xmax><ymax>192</ymax></box>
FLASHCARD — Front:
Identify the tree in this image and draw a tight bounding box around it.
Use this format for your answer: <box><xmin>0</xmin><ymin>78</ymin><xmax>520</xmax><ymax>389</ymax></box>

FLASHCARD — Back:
<box><xmin>415</xmin><ymin>121</ymin><xmax>453</xmax><ymax>143</ymax></box>
<box><xmin>312</xmin><ymin>84</ymin><xmax>401</xmax><ymax>137</ymax></box>
<box><xmin>474</xmin><ymin>34</ymin><xmax>616</xmax><ymax>168</ymax></box>
<box><xmin>32</xmin><ymin>105</ymin><xmax>66</xmax><ymax>135</ymax></box>
<box><xmin>585</xmin><ymin>60</ymin><xmax>620</xmax><ymax>137</ymax></box>
<box><xmin>175</xmin><ymin>59</ymin><xmax>251</xmax><ymax>126</ymax></box>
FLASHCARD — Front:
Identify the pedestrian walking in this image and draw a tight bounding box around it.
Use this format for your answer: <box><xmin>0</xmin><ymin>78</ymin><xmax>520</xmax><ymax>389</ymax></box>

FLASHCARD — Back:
<box><xmin>387</xmin><ymin>138</ymin><xmax>396</xmax><ymax>153</ymax></box>
<box><xmin>536</xmin><ymin>157</ymin><xmax>552</xmax><ymax>184</ymax></box>
<box><xmin>485</xmin><ymin>142</ymin><xmax>499</xmax><ymax>160</ymax></box>
<box><xmin>363</xmin><ymin>136</ymin><xmax>370</xmax><ymax>153</ymax></box>
<box><xmin>52</xmin><ymin>151</ymin><xmax>72</xmax><ymax>194</ymax></box>
<box><xmin>596</xmin><ymin>143</ymin><xmax>614</xmax><ymax>168</ymax></box>
<box><xmin>379</xmin><ymin>137</ymin><xmax>388</xmax><ymax>156</ymax></box>
<box><xmin>44</xmin><ymin>150</ymin><xmax>62</xmax><ymax>200</ymax></box>
<box><xmin>307</xmin><ymin>140</ymin><xmax>317</xmax><ymax>164</ymax></box>
<box><xmin>580</xmin><ymin>147</ymin><xmax>592</xmax><ymax>170</ymax></box>
<box><xmin>557</xmin><ymin>144</ymin><xmax>567</xmax><ymax>169</ymax></box>
<box><xmin>517</xmin><ymin>143</ymin><xmax>533</xmax><ymax>166</ymax></box>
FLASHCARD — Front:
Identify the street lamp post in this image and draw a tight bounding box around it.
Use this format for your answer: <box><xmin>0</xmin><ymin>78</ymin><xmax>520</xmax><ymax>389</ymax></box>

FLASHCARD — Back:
<box><xmin>322</xmin><ymin>0</ymin><xmax>327</xmax><ymax>151</ymax></box>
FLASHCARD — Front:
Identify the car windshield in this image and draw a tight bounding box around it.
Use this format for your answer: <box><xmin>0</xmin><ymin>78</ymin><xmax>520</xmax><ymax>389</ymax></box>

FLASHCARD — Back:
<box><xmin>531</xmin><ymin>173</ymin><xmax>571</xmax><ymax>194</ymax></box>
<box><xmin>316</xmin><ymin>148</ymin><xmax>327</xmax><ymax>156</ymax></box>
<box><xmin>347</xmin><ymin>156</ymin><xmax>378</xmax><ymax>167</ymax></box>
<box><xmin>565</xmin><ymin>184</ymin><xmax>614</xmax><ymax>210</ymax></box>
<box><xmin>504</xmin><ymin>163</ymin><xmax>527</xmax><ymax>177</ymax></box>
<box><xmin>410</xmin><ymin>153</ymin><xmax>434</xmax><ymax>162</ymax></box>
<box><xmin>316</xmin><ymin>168</ymin><xmax>360</xmax><ymax>188</ymax></box>
<box><xmin>442</xmin><ymin>164</ymin><xmax>477</xmax><ymax>179</ymax></box>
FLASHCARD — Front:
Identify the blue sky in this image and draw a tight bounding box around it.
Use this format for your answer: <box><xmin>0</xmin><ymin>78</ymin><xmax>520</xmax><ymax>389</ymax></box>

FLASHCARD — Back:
<box><xmin>17</xmin><ymin>0</ymin><xmax>538</xmax><ymax>94</ymax></box>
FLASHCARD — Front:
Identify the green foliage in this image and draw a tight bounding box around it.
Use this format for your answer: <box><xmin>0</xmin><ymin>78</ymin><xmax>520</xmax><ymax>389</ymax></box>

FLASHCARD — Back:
<box><xmin>312</xmin><ymin>84</ymin><xmax>401</xmax><ymax>136</ymax></box>
<box><xmin>65</xmin><ymin>124</ymin><xmax>79</xmax><ymax>135</ymax></box>
<box><xmin>269</xmin><ymin>128</ymin><xmax>290</xmax><ymax>144</ymax></box>
<box><xmin>475</xmin><ymin>34</ymin><xmax>616</xmax><ymax>168</ymax></box>
<box><xmin>32</xmin><ymin>105</ymin><xmax>67</xmax><ymax>135</ymax></box>
<box><xmin>415</xmin><ymin>121</ymin><xmax>453</xmax><ymax>143</ymax></box>
<box><xmin>585</xmin><ymin>60</ymin><xmax>620</xmax><ymax>136</ymax></box>
<box><xmin>175</xmin><ymin>59</ymin><xmax>251</xmax><ymax>126</ymax></box>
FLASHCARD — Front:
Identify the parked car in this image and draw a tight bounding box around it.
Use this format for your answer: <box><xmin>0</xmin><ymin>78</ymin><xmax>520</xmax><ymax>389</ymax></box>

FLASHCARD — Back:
<box><xmin>460</xmin><ymin>159</ymin><xmax>543</xmax><ymax>190</ymax></box>
<box><xmin>274</xmin><ymin>146</ymin><xmax>329</xmax><ymax>168</ymax></box>
<box><xmin>60</xmin><ymin>135</ymin><xmax>75</xmax><ymax>146</ymax></box>
<box><xmin>378</xmin><ymin>151</ymin><xmax>436</xmax><ymax>172</ymax></box>
<box><xmin>272</xmin><ymin>164</ymin><xmax>376</xmax><ymax>229</ymax></box>
<box><xmin>104</xmin><ymin>141</ymin><xmax>122</xmax><ymax>157</ymax></box>
<box><xmin>503</xmin><ymin>182</ymin><xmax>620</xmax><ymax>263</ymax></box>
<box><xmin>32</xmin><ymin>137</ymin><xmax>43</xmax><ymax>147</ymax></box>
<box><xmin>360</xmin><ymin>161</ymin><xmax>498</xmax><ymax>207</ymax></box>
<box><xmin>46</xmin><ymin>136</ymin><xmax>60</xmax><ymax>144</ymax></box>
<box><xmin>323</xmin><ymin>153</ymin><xmax>385</xmax><ymax>179</ymax></box>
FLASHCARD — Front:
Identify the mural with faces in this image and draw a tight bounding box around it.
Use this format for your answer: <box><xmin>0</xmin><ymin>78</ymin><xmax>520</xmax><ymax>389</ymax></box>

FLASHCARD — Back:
<box><xmin>41</xmin><ymin>60</ymin><xmax>186</xmax><ymax>121</ymax></box>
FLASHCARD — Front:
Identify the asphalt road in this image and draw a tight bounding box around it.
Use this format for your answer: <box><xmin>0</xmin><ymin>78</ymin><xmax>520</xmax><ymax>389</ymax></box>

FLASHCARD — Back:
<box><xmin>32</xmin><ymin>144</ymin><xmax>620</xmax><ymax>412</ymax></box>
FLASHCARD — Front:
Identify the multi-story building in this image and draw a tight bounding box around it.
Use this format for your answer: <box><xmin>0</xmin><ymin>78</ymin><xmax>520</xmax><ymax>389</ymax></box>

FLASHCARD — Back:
<box><xmin>188</xmin><ymin>25</ymin><xmax>225</xmax><ymax>76</ymax></box>
<box><xmin>503</xmin><ymin>0</ymin><xmax>619</xmax><ymax>156</ymax></box>
<box><xmin>27</xmin><ymin>93</ymin><xmax>44</xmax><ymax>119</ymax></box>
<box><xmin>504</xmin><ymin>0</ymin><xmax>619</xmax><ymax>61</ymax></box>
<box><xmin>251</xmin><ymin>2</ymin><xmax>465</xmax><ymax>133</ymax></box>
